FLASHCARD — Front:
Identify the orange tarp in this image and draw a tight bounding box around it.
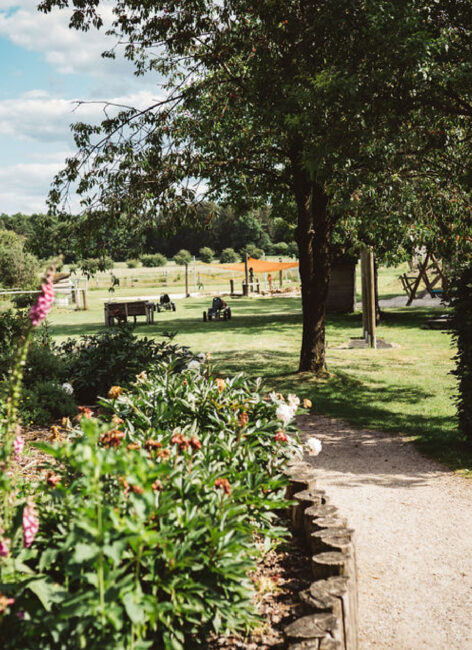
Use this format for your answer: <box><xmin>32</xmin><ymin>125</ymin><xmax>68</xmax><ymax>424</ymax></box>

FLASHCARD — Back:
<box><xmin>221</xmin><ymin>257</ymin><xmax>299</xmax><ymax>273</ymax></box>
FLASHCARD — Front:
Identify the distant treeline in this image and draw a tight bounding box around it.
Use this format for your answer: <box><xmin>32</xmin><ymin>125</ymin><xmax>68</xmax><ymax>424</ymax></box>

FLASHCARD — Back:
<box><xmin>0</xmin><ymin>205</ymin><xmax>297</xmax><ymax>263</ymax></box>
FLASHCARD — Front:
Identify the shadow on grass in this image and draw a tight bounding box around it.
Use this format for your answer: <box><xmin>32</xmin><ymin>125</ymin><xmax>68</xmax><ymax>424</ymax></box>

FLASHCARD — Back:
<box><xmin>50</xmin><ymin>310</ymin><xmax>304</xmax><ymax>340</ymax></box>
<box><xmin>279</xmin><ymin>369</ymin><xmax>468</xmax><ymax>474</ymax></box>
<box><xmin>213</xmin><ymin>349</ymin><xmax>469</xmax><ymax>474</ymax></box>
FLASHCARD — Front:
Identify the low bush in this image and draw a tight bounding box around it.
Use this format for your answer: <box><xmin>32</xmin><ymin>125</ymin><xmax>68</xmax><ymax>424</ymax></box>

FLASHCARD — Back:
<box><xmin>0</xmin><ymin>358</ymin><xmax>303</xmax><ymax>649</ymax></box>
<box><xmin>125</xmin><ymin>258</ymin><xmax>140</xmax><ymax>268</ymax></box>
<box><xmin>199</xmin><ymin>246</ymin><xmax>214</xmax><ymax>263</ymax></box>
<box><xmin>141</xmin><ymin>253</ymin><xmax>167</xmax><ymax>267</ymax></box>
<box><xmin>271</xmin><ymin>242</ymin><xmax>290</xmax><ymax>256</ymax></box>
<box><xmin>0</xmin><ymin>312</ymin><xmax>74</xmax><ymax>425</ymax></box>
<box><xmin>219</xmin><ymin>248</ymin><xmax>239</xmax><ymax>263</ymax></box>
<box><xmin>57</xmin><ymin>325</ymin><xmax>191</xmax><ymax>403</ymax></box>
<box><xmin>19</xmin><ymin>381</ymin><xmax>77</xmax><ymax>426</ymax></box>
<box><xmin>240</xmin><ymin>243</ymin><xmax>264</xmax><ymax>259</ymax></box>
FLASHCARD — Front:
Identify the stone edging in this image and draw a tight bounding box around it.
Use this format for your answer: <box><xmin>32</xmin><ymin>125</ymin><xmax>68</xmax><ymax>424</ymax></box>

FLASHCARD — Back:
<box><xmin>283</xmin><ymin>462</ymin><xmax>358</xmax><ymax>650</ymax></box>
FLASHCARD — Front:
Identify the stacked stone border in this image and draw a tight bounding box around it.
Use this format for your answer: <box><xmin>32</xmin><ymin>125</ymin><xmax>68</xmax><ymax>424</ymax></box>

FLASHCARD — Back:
<box><xmin>283</xmin><ymin>462</ymin><xmax>358</xmax><ymax>650</ymax></box>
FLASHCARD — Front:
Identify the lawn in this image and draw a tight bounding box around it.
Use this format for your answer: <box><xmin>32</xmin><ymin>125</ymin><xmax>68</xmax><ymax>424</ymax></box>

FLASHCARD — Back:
<box><xmin>46</xmin><ymin>268</ymin><xmax>470</xmax><ymax>475</ymax></box>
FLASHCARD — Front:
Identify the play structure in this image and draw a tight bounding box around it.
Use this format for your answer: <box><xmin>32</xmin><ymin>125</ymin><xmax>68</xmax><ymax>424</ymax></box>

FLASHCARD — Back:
<box><xmin>399</xmin><ymin>250</ymin><xmax>446</xmax><ymax>305</ymax></box>
<box><xmin>203</xmin><ymin>297</ymin><xmax>232</xmax><ymax>322</ymax></box>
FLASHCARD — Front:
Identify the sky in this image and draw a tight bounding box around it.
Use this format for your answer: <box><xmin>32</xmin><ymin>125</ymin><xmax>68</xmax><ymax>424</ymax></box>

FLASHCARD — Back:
<box><xmin>0</xmin><ymin>1</ymin><xmax>158</xmax><ymax>214</ymax></box>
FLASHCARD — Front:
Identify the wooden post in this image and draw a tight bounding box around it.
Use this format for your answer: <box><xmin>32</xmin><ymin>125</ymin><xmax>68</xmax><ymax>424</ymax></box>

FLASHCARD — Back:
<box><xmin>360</xmin><ymin>251</ymin><xmax>368</xmax><ymax>339</ymax></box>
<box><xmin>82</xmin><ymin>288</ymin><xmax>88</xmax><ymax>311</ymax></box>
<box><xmin>367</xmin><ymin>248</ymin><xmax>376</xmax><ymax>348</ymax></box>
<box><xmin>360</xmin><ymin>249</ymin><xmax>376</xmax><ymax>347</ymax></box>
<box><xmin>185</xmin><ymin>264</ymin><xmax>189</xmax><ymax>297</ymax></box>
<box><xmin>230</xmin><ymin>279</ymin><xmax>234</xmax><ymax>294</ymax></box>
<box><xmin>243</xmin><ymin>253</ymin><xmax>249</xmax><ymax>296</ymax></box>
<box><xmin>279</xmin><ymin>257</ymin><xmax>283</xmax><ymax>287</ymax></box>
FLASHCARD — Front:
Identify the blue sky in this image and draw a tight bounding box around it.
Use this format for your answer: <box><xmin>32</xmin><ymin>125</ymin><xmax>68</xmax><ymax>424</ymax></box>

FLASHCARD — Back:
<box><xmin>0</xmin><ymin>1</ymin><xmax>156</xmax><ymax>214</ymax></box>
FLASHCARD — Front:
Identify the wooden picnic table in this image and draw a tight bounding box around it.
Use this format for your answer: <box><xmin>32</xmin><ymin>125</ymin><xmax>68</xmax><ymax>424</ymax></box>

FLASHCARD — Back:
<box><xmin>104</xmin><ymin>300</ymin><xmax>156</xmax><ymax>326</ymax></box>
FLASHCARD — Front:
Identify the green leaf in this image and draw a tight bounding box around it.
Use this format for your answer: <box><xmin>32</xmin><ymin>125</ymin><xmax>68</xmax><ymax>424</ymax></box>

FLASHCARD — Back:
<box><xmin>28</xmin><ymin>578</ymin><xmax>63</xmax><ymax>612</ymax></box>
<box><xmin>73</xmin><ymin>543</ymin><xmax>99</xmax><ymax>562</ymax></box>
<box><xmin>123</xmin><ymin>591</ymin><xmax>146</xmax><ymax>625</ymax></box>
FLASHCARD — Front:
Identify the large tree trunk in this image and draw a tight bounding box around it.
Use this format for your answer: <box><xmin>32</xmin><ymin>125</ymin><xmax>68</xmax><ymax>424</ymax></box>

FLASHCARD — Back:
<box><xmin>290</xmin><ymin>147</ymin><xmax>332</xmax><ymax>374</ymax></box>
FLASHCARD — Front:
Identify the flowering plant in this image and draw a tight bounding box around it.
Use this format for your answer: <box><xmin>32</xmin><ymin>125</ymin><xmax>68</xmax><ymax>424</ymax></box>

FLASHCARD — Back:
<box><xmin>0</xmin><ymin>353</ymin><xmax>304</xmax><ymax>649</ymax></box>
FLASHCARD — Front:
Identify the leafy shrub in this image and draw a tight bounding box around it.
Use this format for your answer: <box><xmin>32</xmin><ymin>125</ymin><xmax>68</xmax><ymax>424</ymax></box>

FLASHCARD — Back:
<box><xmin>0</xmin><ymin>229</ymin><xmax>38</xmax><ymax>290</ymax></box>
<box><xmin>125</xmin><ymin>258</ymin><xmax>140</xmax><ymax>268</ymax></box>
<box><xmin>199</xmin><ymin>246</ymin><xmax>214</xmax><ymax>263</ymax></box>
<box><xmin>173</xmin><ymin>249</ymin><xmax>192</xmax><ymax>266</ymax></box>
<box><xmin>57</xmin><ymin>325</ymin><xmax>191</xmax><ymax>403</ymax></box>
<box><xmin>23</xmin><ymin>341</ymin><xmax>66</xmax><ymax>389</ymax></box>
<box><xmin>140</xmin><ymin>253</ymin><xmax>167</xmax><ymax>267</ymax></box>
<box><xmin>240</xmin><ymin>243</ymin><xmax>264</xmax><ymax>259</ymax></box>
<box><xmin>220</xmin><ymin>247</ymin><xmax>239</xmax><ymax>263</ymax></box>
<box><xmin>19</xmin><ymin>381</ymin><xmax>76</xmax><ymax>426</ymax></box>
<box><xmin>0</xmin><ymin>361</ymin><xmax>302</xmax><ymax>649</ymax></box>
<box><xmin>0</xmin><ymin>310</ymin><xmax>28</xmax><ymax>366</ymax></box>
<box><xmin>0</xmin><ymin>312</ymin><xmax>73</xmax><ymax>424</ymax></box>
<box><xmin>77</xmin><ymin>257</ymin><xmax>114</xmax><ymax>278</ymax></box>
<box><xmin>451</xmin><ymin>266</ymin><xmax>472</xmax><ymax>444</ymax></box>
<box><xmin>272</xmin><ymin>242</ymin><xmax>290</xmax><ymax>255</ymax></box>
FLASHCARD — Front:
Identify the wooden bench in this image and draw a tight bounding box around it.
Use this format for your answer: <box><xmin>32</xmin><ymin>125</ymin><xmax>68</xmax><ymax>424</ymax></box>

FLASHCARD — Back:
<box><xmin>104</xmin><ymin>301</ymin><xmax>155</xmax><ymax>326</ymax></box>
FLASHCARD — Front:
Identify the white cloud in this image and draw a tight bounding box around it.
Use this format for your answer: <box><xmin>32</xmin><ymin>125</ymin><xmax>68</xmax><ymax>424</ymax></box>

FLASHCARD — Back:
<box><xmin>0</xmin><ymin>158</ymin><xmax>65</xmax><ymax>213</ymax></box>
<box><xmin>0</xmin><ymin>89</ymin><xmax>159</xmax><ymax>143</ymax></box>
<box><xmin>0</xmin><ymin>4</ymin><xmax>134</xmax><ymax>78</ymax></box>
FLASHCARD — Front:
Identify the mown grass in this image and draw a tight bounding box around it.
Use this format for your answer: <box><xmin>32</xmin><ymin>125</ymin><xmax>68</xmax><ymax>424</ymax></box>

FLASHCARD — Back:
<box><xmin>46</xmin><ymin>268</ymin><xmax>470</xmax><ymax>476</ymax></box>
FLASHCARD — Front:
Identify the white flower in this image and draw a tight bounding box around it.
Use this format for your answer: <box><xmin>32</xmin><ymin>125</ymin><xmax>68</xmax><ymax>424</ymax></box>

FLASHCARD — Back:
<box><xmin>287</xmin><ymin>394</ymin><xmax>300</xmax><ymax>409</ymax></box>
<box><xmin>305</xmin><ymin>437</ymin><xmax>322</xmax><ymax>456</ymax></box>
<box><xmin>197</xmin><ymin>353</ymin><xmax>206</xmax><ymax>363</ymax></box>
<box><xmin>269</xmin><ymin>391</ymin><xmax>281</xmax><ymax>403</ymax></box>
<box><xmin>187</xmin><ymin>360</ymin><xmax>201</xmax><ymax>371</ymax></box>
<box><xmin>61</xmin><ymin>382</ymin><xmax>74</xmax><ymax>395</ymax></box>
<box><xmin>276</xmin><ymin>403</ymin><xmax>294</xmax><ymax>426</ymax></box>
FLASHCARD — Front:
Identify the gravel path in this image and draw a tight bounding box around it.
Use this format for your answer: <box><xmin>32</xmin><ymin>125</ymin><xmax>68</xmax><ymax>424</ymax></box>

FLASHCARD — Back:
<box><xmin>298</xmin><ymin>414</ymin><xmax>472</xmax><ymax>650</ymax></box>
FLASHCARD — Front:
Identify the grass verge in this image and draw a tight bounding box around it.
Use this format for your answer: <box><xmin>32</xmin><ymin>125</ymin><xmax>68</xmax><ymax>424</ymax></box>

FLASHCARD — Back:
<box><xmin>47</xmin><ymin>289</ymin><xmax>470</xmax><ymax>476</ymax></box>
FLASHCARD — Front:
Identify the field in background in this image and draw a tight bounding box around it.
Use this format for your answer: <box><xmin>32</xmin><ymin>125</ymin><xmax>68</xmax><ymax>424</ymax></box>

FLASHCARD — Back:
<box><xmin>66</xmin><ymin>257</ymin><xmax>300</xmax><ymax>296</ymax></box>
<box><xmin>44</xmin><ymin>263</ymin><xmax>469</xmax><ymax>475</ymax></box>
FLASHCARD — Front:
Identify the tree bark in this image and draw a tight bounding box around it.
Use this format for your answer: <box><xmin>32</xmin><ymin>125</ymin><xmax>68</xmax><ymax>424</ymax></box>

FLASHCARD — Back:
<box><xmin>290</xmin><ymin>144</ymin><xmax>332</xmax><ymax>374</ymax></box>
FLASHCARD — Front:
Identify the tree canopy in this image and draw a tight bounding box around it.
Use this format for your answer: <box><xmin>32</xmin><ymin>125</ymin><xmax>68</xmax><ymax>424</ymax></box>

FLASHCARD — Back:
<box><xmin>38</xmin><ymin>0</ymin><xmax>471</xmax><ymax>372</ymax></box>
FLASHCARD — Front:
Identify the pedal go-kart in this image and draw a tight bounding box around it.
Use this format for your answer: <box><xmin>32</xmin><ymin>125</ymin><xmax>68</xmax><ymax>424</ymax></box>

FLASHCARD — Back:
<box><xmin>156</xmin><ymin>294</ymin><xmax>176</xmax><ymax>312</ymax></box>
<box><xmin>203</xmin><ymin>297</ymin><xmax>231</xmax><ymax>321</ymax></box>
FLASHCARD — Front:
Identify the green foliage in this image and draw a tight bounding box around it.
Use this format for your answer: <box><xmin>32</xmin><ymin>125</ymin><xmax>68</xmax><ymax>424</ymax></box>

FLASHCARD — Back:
<box><xmin>173</xmin><ymin>249</ymin><xmax>192</xmax><ymax>267</ymax></box>
<box><xmin>220</xmin><ymin>248</ymin><xmax>239</xmax><ymax>264</ymax></box>
<box><xmin>57</xmin><ymin>326</ymin><xmax>191</xmax><ymax>403</ymax></box>
<box><xmin>241</xmin><ymin>244</ymin><xmax>264</xmax><ymax>259</ymax></box>
<box><xmin>125</xmin><ymin>258</ymin><xmax>140</xmax><ymax>269</ymax></box>
<box><xmin>451</xmin><ymin>266</ymin><xmax>472</xmax><ymax>445</ymax></box>
<box><xmin>19</xmin><ymin>381</ymin><xmax>76</xmax><ymax>426</ymax></box>
<box><xmin>0</xmin><ymin>356</ymin><xmax>303</xmax><ymax>649</ymax></box>
<box><xmin>78</xmin><ymin>257</ymin><xmax>114</xmax><ymax>279</ymax></box>
<box><xmin>0</xmin><ymin>310</ymin><xmax>28</xmax><ymax>363</ymax></box>
<box><xmin>0</xmin><ymin>229</ymin><xmax>38</xmax><ymax>290</ymax></box>
<box><xmin>23</xmin><ymin>342</ymin><xmax>66</xmax><ymax>389</ymax></box>
<box><xmin>271</xmin><ymin>242</ymin><xmax>290</xmax><ymax>256</ymax></box>
<box><xmin>0</xmin><ymin>311</ymin><xmax>74</xmax><ymax>425</ymax></box>
<box><xmin>35</xmin><ymin>0</ymin><xmax>472</xmax><ymax>373</ymax></box>
<box><xmin>198</xmin><ymin>246</ymin><xmax>214</xmax><ymax>263</ymax></box>
<box><xmin>140</xmin><ymin>253</ymin><xmax>167</xmax><ymax>267</ymax></box>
